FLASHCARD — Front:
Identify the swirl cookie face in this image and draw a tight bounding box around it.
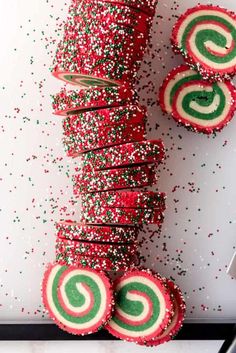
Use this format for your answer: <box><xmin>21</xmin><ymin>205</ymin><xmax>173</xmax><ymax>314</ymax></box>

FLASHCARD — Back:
<box><xmin>159</xmin><ymin>65</ymin><xmax>236</xmax><ymax>134</ymax></box>
<box><xmin>172</xmin><ymin>5</ymin><xmax>236</xmax><ymax>79</ymax></box>
<box><xmin>105</xmin><ymin>270</ymin><xmax>173</xmax><ymax>343</ymax></box>
<box><xmin>42</xmin><ymin>263</ymin><xmax>114</xmax><ymax>335</ymax></box>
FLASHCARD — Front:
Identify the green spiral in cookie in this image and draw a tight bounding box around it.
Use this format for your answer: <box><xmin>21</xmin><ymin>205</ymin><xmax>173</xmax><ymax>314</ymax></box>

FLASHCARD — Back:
<box><xmin>160</xmin><ymin>65</ymin><xmax>201</xmax><ymax>113</ymax></box>
<box><xmin>113</xmin><ymin>282</ymin><xmax>160</xmax><ymax>331</ymax></box>
<box><xmin>106</xmin><ymin>271</ymin><xmax>172</xmax><ymax>342</ymax></box>
<box><xmin>179</xmin><ymin>82</ymin><xmax>225</xmax><ymax>121</ymax></box>
<box><xmin>181</xmin><ymin>16</ymin><xmax>236</xmax><ymax>64</ymax></box>
<box><xmin>42</xmin><ymin>264</ymin><xmax>112</xmax><ymax>335</ymax></box>
<box><xmin>52</xmin><ymin>266</ymin><xmax>101</xmax><ymax>323</ymax></box>
<box><xmin>160</xmin><ymin>64</ymin><xmax>236</xmax><ymax>133</ymax></box>
<box><xmin>173</xmin><ymin>5</ymin><xmax>236</xmax><ymax>77</ymax></box>
<box><xmin>172</xmin><ymin>79</ymin><xmax>235</xmax><ymax>133</ymax></box>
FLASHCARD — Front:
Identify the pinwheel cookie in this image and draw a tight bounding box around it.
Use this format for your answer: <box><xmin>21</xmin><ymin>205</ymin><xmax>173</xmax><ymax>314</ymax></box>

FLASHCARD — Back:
<box><xmin>159</xmin><ymin>65</ymin><xmax>236</xmax><ymax>133</ymax></box>
<box><xmin>42</xmin><ymin>264</ymin><xmax>114</xmax><ymax>335</ymax></box>
<box><xmin>172</xmin><ymin>5</ymin><xmax>236</xmax><ymax>80</ymax></box>
<box><xmin>105</xmin><ymin>269</ymin><xmax>174</xmax><ymax>343</ymax></box>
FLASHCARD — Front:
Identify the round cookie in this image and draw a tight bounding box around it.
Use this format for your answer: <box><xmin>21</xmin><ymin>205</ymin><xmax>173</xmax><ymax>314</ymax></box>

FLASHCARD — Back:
<box><xmin>52</xmin><ymin>86</ymin><xmax>137</xmax><ymax>116</ymax></box>
<box><xmin>63</xmin><ymin>105</ymin><xmax>146</xmax><ymax>134</ymax></box>
<box><xmin>56</xmin><ymin>221</ymin><xmax>138</xmax><ymax>243</ymax></box>
<box><xmin>82</xmin><ymin>191</ymin><xmax>166</xmax><ymax>209</ymax></box>
<box><xmin>105</xmin><ymin>269</ymin><xmax>174</xmax><ymax>343</ymax></box>
<box><xmin>62</xmin><ymin>105</ymin><xmax>147</xmax><ymax>156</ymax></box>
<box><xmin>52</xmin><ymin>22</ymin><xmax>148</xmax><ymax>87</ymax></box>
<box><xmin>42</xmin><ymin>263</ymin><xmax>114</xmax><ymax>335</ymax></box>
<box><xmin>73</xmin><ymin>164</ymin><xmax>157</xmax><ymax>194</ymax></box>
<box><xmin>159</xmin><ymin>65</ymin><xmax>236</xmax><ymax>134</ymax></box>
<box><xmin>172</xmin><ymin>5</ymin><xmax>236</xmax><ymax>80</ymax></box>
<box><xmin>81</xmin><ymin>206</ymin><xmax>164</xmax><ymax>225</ymax></box>
<box><xmin>59</xmin><ymin>20</ymin><xmax>148</xmax><ymax>60</ymax></box>
<box><xmin>172</xmin><ymin>78</ymin><xmax>236</xmax><ymax>134</ymax></box>
<box><xmin>52</xmin><ymin>1</ymin><xmax>152</xmax><ymax>87</ymax></box>
<box><xmin>82</xmin><ymin>140</ymin><xmax>165</xmax><ymax>171</ymax></box>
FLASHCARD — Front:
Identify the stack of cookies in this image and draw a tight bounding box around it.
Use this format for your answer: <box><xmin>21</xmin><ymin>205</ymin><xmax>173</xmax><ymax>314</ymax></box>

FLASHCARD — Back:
<box><xmin>51</xmin><ymin>0</ymin><xmax>157</xmax><ymax>87</ymax></box>
<box><xmin>51</xmin><ymin>85</ymin><xmax>166</xmax><ymax>271</ymax></box>
<box><xmin>42</xmin><ymin>0</ymin><xmax>186</xmax><ymax>345</ymax></box>
<box><xmin>159</xmin><ymin>5</ymin><xmax>236</xmax><ymax>134</ymax></box>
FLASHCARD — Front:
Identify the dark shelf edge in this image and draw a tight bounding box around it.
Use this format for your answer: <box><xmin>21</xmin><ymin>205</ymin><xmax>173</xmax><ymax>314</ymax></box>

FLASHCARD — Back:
<box><xmin>0</xmin><ymin>323</ymin><xmax>234</xmax><ymax>341</ymax></box>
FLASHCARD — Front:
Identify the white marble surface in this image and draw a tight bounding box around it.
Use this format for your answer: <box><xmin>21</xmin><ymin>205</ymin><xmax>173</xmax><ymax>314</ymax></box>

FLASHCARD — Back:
<box><xmin>0</xmin><ymin>341</ymin><xmax>224</xmax><ymax>353</ymax></box>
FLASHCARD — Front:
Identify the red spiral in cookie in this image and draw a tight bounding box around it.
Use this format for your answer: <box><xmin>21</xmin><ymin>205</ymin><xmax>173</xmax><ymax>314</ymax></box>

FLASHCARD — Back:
<box><xmin>105</xmin><ymin>269</ymin><xmax>173</xmax><ymax>343</ymax></box>
<box><xmin>172</xmin><ymin>5</ymin><xmax>236</xmax><ymax>79</ymax></box>
<box><xmin>42</xmin><ymin>264</ymin><xmax>114</xmax><ymax>335</ymax></box>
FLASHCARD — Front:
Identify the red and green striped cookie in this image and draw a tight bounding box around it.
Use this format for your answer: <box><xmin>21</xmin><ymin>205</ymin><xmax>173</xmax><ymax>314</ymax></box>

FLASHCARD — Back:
<box><xmin>62</xmin><ymin>105</ymin><xmax>147</xmax><ymax>156</ymax></box>
<box><xmin>82</xmin><ymin>140</ymin><xmax>165</xmax><ymax>171</ymax></box>
<box><xmin>172</xmin><ymin>5</ymin><xmax>236</xmax><ymax>80</ymax></box>
<box><xmin>73</xmin><ymin>164</ymin><xmax>157</xmax><ymax>194</ymax></box>
<box><xmin>56</xmin><ymin>221</ymin><xmax>138</xmax><ymax>243</ymax></box>
<box><xmin>143</xmin><ymin>279</ymin><xmax>186</xmax><ymax>346</ymax></box>
<box><xmin>81</xmin><ymin>191</ymin><xmax>166</xmax><ymax>209</ymax></box>
<box><xmin>81</xmin><ymin>206</ymin><xmax>164</xmax><ymax>225</ymax></box>
<box><xmin>56</xmin><ymin>238</ymin><xmax>138</xmax><ymax>258</ymax></box>
<box><xmin>159</xmin><ymin>65</ymin><xmax>236</xmax><ymax>134</ymax></box>
<box><xmin>52</xmin><ymin>86</ymin><xmax>137</xmax><ymax>116</ymax></box>
<box><xmin>53</xmin><ymin>24</ymin><xmax>148</xmax><ymax>87</ymax></box>
<box><xmin>56</xmin><ymin>253</ymin><xmax>137</xmax><ymax>272</ymax></box>
<box><xmin>53</xmin><ymin>57</ymin><xmax>139</xmax><ymax>89</ymax></box>
<box><xmin>42</xmin><ymin>263</ymin><xmax>114</xmax><ymax>335</ymax></box>
<box><xmin>53</xmin><ymin>46</ymin><xmax>146</xmax><ymax>89</ymax></box>
<box><xmin>52</xmin><ymin>2</ymin><xmax>151</xmax><ymax>87</ymax></box>
<box><xmin>105</xmin><ymin>269</ymin><xmax>174</xmax><ymax>343</ymax></box>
